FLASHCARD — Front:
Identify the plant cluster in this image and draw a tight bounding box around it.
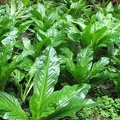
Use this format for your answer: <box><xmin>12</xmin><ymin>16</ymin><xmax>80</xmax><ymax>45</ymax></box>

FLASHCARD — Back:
<box><xmin>0</xmin><ymin>0</ymin><xmax>120</xmax><ymax>120</ymax></box>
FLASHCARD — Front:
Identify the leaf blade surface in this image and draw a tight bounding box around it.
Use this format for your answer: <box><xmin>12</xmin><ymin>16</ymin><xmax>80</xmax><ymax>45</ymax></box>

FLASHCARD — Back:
<box><xmin>30</xmin><ymin>46</ymin><xmax>60</xmax><ymax>119</ymax></box>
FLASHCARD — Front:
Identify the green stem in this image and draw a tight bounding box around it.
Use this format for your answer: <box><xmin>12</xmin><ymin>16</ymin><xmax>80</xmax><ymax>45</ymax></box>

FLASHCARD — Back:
<box><xmin>22</xmin><ymin>76</ymin><xmax>33</xmax><ymax>102</ymax></box>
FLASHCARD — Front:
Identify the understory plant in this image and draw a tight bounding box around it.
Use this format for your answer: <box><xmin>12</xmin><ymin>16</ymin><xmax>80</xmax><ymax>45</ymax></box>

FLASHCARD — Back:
<box><xmin>61</xmin><ymin>45</ymin><xmax>109</xmax><ymax>84</ymax></box>
<box><xmin>0</xmin><ymin>0</ymin><xmax>33</xmax><ymax>91</ymax></box>
<box><xmin>0</xmin><ymin>46</ymin><xmax>95</xmax><ymax>120</ymax></box>
<box><xmin>1</xmin><ymin>0</ymin><xmax>120</xmax><ymax>119</ymax></box>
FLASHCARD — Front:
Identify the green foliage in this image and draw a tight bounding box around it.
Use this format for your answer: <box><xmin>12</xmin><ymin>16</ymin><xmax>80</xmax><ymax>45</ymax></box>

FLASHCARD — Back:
<box><xmin>0</xmin><ymin>0</ymin><xmax>120</xmax><ymax>119</ymax></box>
<box><xmin>30</xmin><ymin>46</ymin><xmax>60</xmax><ymax>119</ymax></box>
<box><xmin>0</xmin><ymin>46</ymin><xmax>94</xmax><ymax>120</ymax></box>
<box><xmin>0</xmin><ymin>0</ymin><xmax>34</xmax><ymax>91</ymax></box>
<box><xmin>62</xmin><ymin>46</ymin><xmax>109</xmax><ymax>84</ymax></box>
<box><xmin>0</xmin><ymin>91</ymin><xmax>29</xmax><ymax>120</ymax></box>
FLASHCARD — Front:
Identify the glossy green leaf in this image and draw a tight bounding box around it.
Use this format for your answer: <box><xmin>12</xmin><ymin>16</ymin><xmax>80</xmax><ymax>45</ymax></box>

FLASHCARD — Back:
<box><xmin>62</xmin><ymin>46</ymin><xmax>93</xmax><ymax>83</ymax></box>
<box><xmin>76</xmin><ymin>46</ymin><xmax>93</xmax><ymax>71</ymax></box>
<box><xmin>105</xmin><ymin>2</ymin><xmax>113</xmax><ymax>13</ymax></box>
<box><xmin>0</xmin><ymin>44</ymin><xmax>14</xmax><ymax>68</ymax></box>
<box><xmin>37</xmin><ymin>3</ymin><xmax>45</xmax><ymax>20</ymax></box>
<box><xmin>17</xmin><ymin>21</ymin><xmax>32</xmax><ymax>35</ymax></box>
<box><xmin>62</xmin><ymin>48</ymin><xmax>75</xmax><ymax>73</ymax></box>
<box><xmin>31</xmin><ymin>10</ymin><xmax>43</xmax><ymax>21</ymax></box>
<box><xmin>46</xmin><ymin>84</ymin><xmax>95</xmax><ymax>120</ymax></box>
<box><xmin>10</xmin><ymin>0</ymin><xmax>16</xmax><ymax>16</ymax></box>
<box><xmin>73</xmin><ymin>46</ymin><xmax>93</xmax><ymax>82</ymax></box>
<box><xmin>45</xmin><ymin>83</ymin><xmax>90</xmax><ymax>108</ymax></box>
<box><xmin>0</xmin><ymin>29</ymin><xmax>17</xmax><ymax>90</ymax></box>
<box><xmin>30</xmin><ymin>46</ymin><xmax>60</xmax><ymax>120</ymax></box>
<box><xmin>19</xmin><ymin>58</ymin><xmax>33</xmax><ymax>71</ymax></box>
<box><xmin>47</xmin><ymin>99</ymin><xmax>94</xmax><ymax>120</ymax></box>
<box><xmin>89</xmin><ymin>70</ymin><xmax>109</xmax><ymax>84</ymax></box>
<box><xmin>1</xmin><ymin>28</ymin><xmax>18</xmax><ymax>46</ymax></box>
<box><xmin>12</xmin><ymin>69</ymin><xmax>25</xmax><ymax>83</ymax></box>
<box><xmin>0</xmin><ymin>18</ymin><xmax>13</xmax><ymax>35</ymax></box>
<box><xmin>41</xmin><ymin>85</ymin><xmax>80</xmax><ymax>116</ymax></box>
<box><xmin>0</xmin><ymin>91</ymin><xmax>28</xmax><ymax>120</ymax></box>
<box><xmin>92</xmin><ymin>26</ymin><xmax>107</xmax><ymax>46</ymax></box>
<box><xmin>31</xmin><ymin>3</ymin><xmax>45</xmax><ymax>21</ymax></box>
<box><xmin>22</xmin><ymin>37</ymin><xmax>33</xmax><ymax>50</ymax></box>
<box><xmin>32</xmin><ymin>18</ymin><xmax>43</xmax><ymax>29</ymax></box>
<box><xmin>22</xmin><ymin>0</ymin><xmax>30</xmax><ymax>6</ymax></box>
<box><xmin>70</xmin><ymin>0</ymin><xmax>86</xmax><ymax>16</ymax></box>
<box><xmin>81</xmin><ymin>25</ymin><xmax>108</xmax><ymax>49</ymax></box>
<box><xmin>47</xmin><ymin>10</ymin><xmax>58</xmax><ymax>26</ymax></box>
<box><xmin>87</xmin><ymin>57</ymin><xmax>109</xmax><ymax>79</ymax></box>
<box><xmin>81</xmin><ymin>25</ymin><xmax>93</xmax><ymax>47</ymax></box>
<box><xmin>10</xmin><ymin>49</ymin><xmax>34</xmax><ymax>67</ymax></box>
<box><xmin>13</xmin><ymin>1</ymin><xmax>26</xmax><ymax>19</ymax></box>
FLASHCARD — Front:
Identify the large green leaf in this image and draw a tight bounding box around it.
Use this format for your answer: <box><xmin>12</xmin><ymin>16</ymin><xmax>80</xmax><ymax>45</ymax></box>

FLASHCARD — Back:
<box><xmin>81</xmin><ymin>25</ymin><xmax>93</xmax><ymax>47</ymax></box>
<box><xmin>46</xmin><ymin>84</ymin><xmax>95</xmax><ymax>120</ymax></box>
<box><xmin>37</xmin><ymin>3</ymin><xmax>45</xmax><ymax>20</ymax></box>
<box><xmin>0</xmin><ymin>18</ymin><xmax>13</xmax><ymax>35</ymax></box>
<box><xmin>46</xmin><ymin>99</ymin><xmax>94</xmax><ymax>120</ymax></box>
<box><xmin>17</xmin><ymin>21</ymin><xmax>32</xmax><ymax>35</ymax></box>
<box><xmin>10</xmin><ymin>0</ymin><xmax>16</xmax><ymax>16</ymax></box>
<box><xmin>31</xmin><ymin>10</ymin><xmax>43</xmax><ymax>21</ymax></box>
<box><xmin>92</xmin><ymin>26</ymin><xmax>107</xmax><ymax>46</ymax></box>
<box><xmin>30</xmin><ymin>46</ymin><xmax>60</xmax><ymax>120</ymax></box>
<box><xmin>105</xmin><ymin>2</ymin><xmax>113</xmax><ymax>13</ymax></box>
<box><xmin>73</xmin><ymin>46</ymin><xmax>93</xmax><ymax>82</ymax></box>
<box><xmin>41</xmin><ymin>85</ymin><xmax>80</xmax><ymax>117</ymax></box>
<box><xmin>62</xmin><ymin>48</ymin><xmax>75</xmax><ymax>73</ymax></box>
<box><xmin>0</xmin><ymin>91</ymin><xmax>28</xmax><ymax>120</ymax></box>
<box><xmin>31</xmin><ymin>3</ymin><xmax>45</xmax><ymax>21</ymax></box>
<box><xmin>87</xmin><ymin>57</ymin><xmax>109</xmax><ymax>79</ymax></box>
<box><xmin>22</xmin><ymin>0</ymin><xmax>30</xmax><ymax>6</ymax></box>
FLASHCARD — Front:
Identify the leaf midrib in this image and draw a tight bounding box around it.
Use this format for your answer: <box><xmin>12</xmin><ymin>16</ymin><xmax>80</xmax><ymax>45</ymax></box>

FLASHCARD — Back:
<box><xmin>37</xmin><ymin>50</ymin><xmax>50</xmax><ymax>118</ymax></box>
<box><xmin>57</xmin><ymin>87</ymin><xmax>84</xmax><ymax>108</ymax></box>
